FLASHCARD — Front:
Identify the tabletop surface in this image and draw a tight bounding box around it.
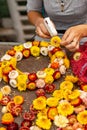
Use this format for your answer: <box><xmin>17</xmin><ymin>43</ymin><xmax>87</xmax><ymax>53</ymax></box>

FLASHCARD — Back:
<box><xmin>0</xmin><ymin>43</ymin><xmax>71</xmax><ymax>129</ymax></box>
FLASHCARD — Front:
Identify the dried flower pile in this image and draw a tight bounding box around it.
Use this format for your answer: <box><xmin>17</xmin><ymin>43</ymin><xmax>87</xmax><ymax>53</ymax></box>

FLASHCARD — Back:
<box><xmin>0</xmin><ymin>36</ymin><xmax>87</xmax><ymax>130</ymax></box>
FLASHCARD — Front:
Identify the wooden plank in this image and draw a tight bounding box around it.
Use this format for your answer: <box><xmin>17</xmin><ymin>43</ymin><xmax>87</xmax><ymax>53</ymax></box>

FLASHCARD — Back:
<box><xmin>0</xmin><ymin>28</ymin><xmax>16</xmax><ymax>36</ymax></box>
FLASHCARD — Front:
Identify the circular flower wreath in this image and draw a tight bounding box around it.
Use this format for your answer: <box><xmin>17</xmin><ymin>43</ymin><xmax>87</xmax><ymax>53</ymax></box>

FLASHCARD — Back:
<box><xmin>0</xmin><ymin>36</ymin><xmax>87</xmax><ymax>130</ymax></box>
<box><xmin>0</xmin><ymin>36</ymin><xmax>70</xmax><ymax>92</ymax></box>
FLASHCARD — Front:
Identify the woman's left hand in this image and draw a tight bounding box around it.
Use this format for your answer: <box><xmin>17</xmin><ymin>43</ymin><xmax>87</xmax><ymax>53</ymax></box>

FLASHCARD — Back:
<box><xmin>60</xmin><ymin>25</ymin><xmax>87</xmax><ymax>52</ymax></box>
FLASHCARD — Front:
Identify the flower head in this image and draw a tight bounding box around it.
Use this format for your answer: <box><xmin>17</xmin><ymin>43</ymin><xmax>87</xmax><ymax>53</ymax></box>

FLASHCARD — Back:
<box><xmin>30</xmin><ymin>46</ymin><xmax>40</xmax><ymax>57</ymax></box>
<box><xmin>46</xmin><ymin>97</ymin><xmax>58</xmax><ymax>107</ymax></box>
<box><xmin>53</xmin><ymin>90</ymin><xmax>64</xmax><ymax>100</ymax></box>
<box><xmin>33</xmin><ymin>96</ymin><xmax>46</xmax><ymax>110</ymax></box>
<box><xmin>17</xmin><ymin>82</ymin><xmax>27</xmax><ymax>91</ymax></box>
<box><xmin>57</xmin><ymin>101</ymin><xmax>74</xmax><ymax>116</ymax></box>
<box><xmin>36</xmin><ymin>116</ymin><xmax>51</xmax><ymax>129</ymax></box>
<box><xmin>54</xmin><ymin>115</ymin><xmax>69</xmax><ymax>128</ymax></box>
<box><xmin>77</xmin><ymin>110</ymin><xmax>87</xmax><ymax>125</ymax></box>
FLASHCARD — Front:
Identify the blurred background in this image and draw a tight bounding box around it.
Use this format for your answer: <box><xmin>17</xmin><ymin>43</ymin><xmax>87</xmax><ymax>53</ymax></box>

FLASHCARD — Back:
<box><xmin>0</xmin><ymin>0</ymin><xmax>35</xmax><ymax>43</ymax></box>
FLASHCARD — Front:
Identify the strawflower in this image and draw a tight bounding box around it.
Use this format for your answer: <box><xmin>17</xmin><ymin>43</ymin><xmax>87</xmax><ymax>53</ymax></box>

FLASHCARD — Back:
<box><xmin>53</xmin><ymin>89</ymin><xmax>64</xmax><ymax>100</ymax></box>
<box><xmin>46</xmin><ymin>97</ymin><xmax>58</xmax><ymax>107</ymax></box>
<box><xmin>17</xmin><ymin>82</ymin><xmax>27</xmax><ymax>91</ymax></box>
<box><xmin>37</xmin><ymin>108</ymin><xmax>48</xmax><ymax>118</ymax></box>
<box><xmin>57</xmin><ymin>101</ymin><xmax>74</xmax><ymax>116</ymax></box>
<box><xmin>30</xmin><ymin>46</ymin><xmax>40</xmax><ymax>57</ymax></box>
<box><xmin>68</xmin><ymin>89</ymin><xmax>80</xmax><ymax>100</ymax></box>
<box><xmin>14</xmin><ymin>45</ymin><xmax>24</xmax><ymax>52</ymax></box>
<box><xmin>45</xmin><ymin>75</ymin><xmax>54</xmax><ymax>84</ymax></box>
<box><xmin>33</xmin><ymin>96</ymin><xmax>46</xmax><ymax>110</ymax></box>
<box><xmin>60</xmin><ymin>81</ymin><xmax>73</xmax><ymax>90</ymax></box>
<box><xmin>54</xmin><ymin>115</ymin><xmax>69</xmax><ymax>128</ymax></box>
<box><xmin>44</xmin><ymin>68</ymin><xmax>54</xmax><ymax>75</ymax></box>
<box><xmin>1</xmin><ymin>113</ymin><xmax>14</xmax><ymax>125</ymax></box>
<box><xmin>65</xmin><ymin>75</ymin><xmax>78</xmax><ymax>83</ymax></box>
<box><xmin>63</xmin><ymin>58</ymin><xmax>70</xmax><ymax>69</ymax></box>
<box><xmin>77</xmin><ymin>110</ymin><xmax>87</xmax><ymax>125</ymax></box>
<box><xmin>0</xmin><ymin>127</ymin><xmax>6</xmax><ymax>130</ymax></box>
<box><xmin>36</xmin><ymin>116</ymin><xmax>52</xmax><ymax>129</ymax></box>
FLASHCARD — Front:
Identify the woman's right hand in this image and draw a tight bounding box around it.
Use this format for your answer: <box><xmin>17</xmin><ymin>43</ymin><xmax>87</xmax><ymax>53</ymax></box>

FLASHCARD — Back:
<box><xmin>35</xmin><ymin>17</ymin><xmax>51</xmax><ymax>38</ymax></box>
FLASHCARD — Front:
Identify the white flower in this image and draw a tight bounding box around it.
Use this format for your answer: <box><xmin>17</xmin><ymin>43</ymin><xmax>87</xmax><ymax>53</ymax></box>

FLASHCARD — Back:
<box><xmin>1</xmin><ymin>85</ymin><xmax>11</xmax><ymax>95</ymax></box>
<box><xmin>15</xmin><ymin>51</ymin><xmax>23</xmax><ymax>61</ymax></box>
<box><xmin>8</xmin><ymin>70</ymin><xmax>19</xmax><ymax>79</ymax></box>
<box><xmin>80</xmin><ymin>90</ymin><xmax>87</xmax><ymax>99</ymax></box>
<box><xmin>1</xmin><ymin>54</ymin><xmax>11</xmax><ymax>61</ymax></box>
<box><xmin>54</xmin><ymin>115</ymin><xmax>69</xmax><ymax>128</ymax></box>
<box><xmin>36</xmin><ymin>71</ymin><xmax>46</xmax><ymax>78</ymax></box>
<box><xmin>2</xmin><ymin>106</ymin><xmax>8</xmax><ymax>113</ymax></box>
<box><xmin>23</xmin><ymin>42</ymin><xmax>32</xmax><ymax>49</ymax></box>
<box><xmin>36</xmin><ymin>79</ymin><xmax>45</xmax><ymax>88</ymax></box>
<box><xmin>40</xmin><ymin>47</ymin><xmax>48</xmax><ymax>56</ymax></box>
<box><xmin>9</xmin><ymin>79</ymin><xmax>17</xmax><ymax>88</ymax></box>
<box><xmin>30</xmin><ymin>125</ymin><xmax>42</xmax><ymax>130</ymax></box>
<box><xmin>48</xmin><ymin>45</ymin><xmax>55</xmax><ymax>51</ymax></box>
<box><xmin>59</xmin><ymin>65</ymin><xmax>66</xmax><ymax>74</ymax></box>
<box><xmin>58</xmin><ymin>59</ymin><xmax>64</xmax><ymax>66</ymax></box>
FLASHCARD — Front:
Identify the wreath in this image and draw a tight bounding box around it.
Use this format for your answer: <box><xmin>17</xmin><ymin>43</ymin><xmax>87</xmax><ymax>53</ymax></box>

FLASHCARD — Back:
<box><xmin>0</xmin><ymin>36</ymin><xmax>70</xmax><ymax>92</ymax></box>
<box><xmin>0</xmin><ymin>36</ymin><xmax>87</xmax><ymax>130</ymax></box>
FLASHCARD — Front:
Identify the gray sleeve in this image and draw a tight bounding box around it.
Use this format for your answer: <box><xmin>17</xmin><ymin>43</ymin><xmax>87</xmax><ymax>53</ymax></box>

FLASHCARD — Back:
<box><xmin>26</xmin><ymin>0</ymin><xmax>43</xmax><ymax>13</ymax></box>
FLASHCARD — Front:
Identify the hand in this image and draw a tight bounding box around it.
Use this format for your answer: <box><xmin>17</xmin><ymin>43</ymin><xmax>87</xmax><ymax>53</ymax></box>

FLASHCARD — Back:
<box><xmin>35</xmin><ymin>18</ymin><xmax>51</xmax><ymax>39</ymax></box>
<box><xmin>60</xmin><ymin>25</ymin><xmax>86</xmax><ymax>52</ymax></box>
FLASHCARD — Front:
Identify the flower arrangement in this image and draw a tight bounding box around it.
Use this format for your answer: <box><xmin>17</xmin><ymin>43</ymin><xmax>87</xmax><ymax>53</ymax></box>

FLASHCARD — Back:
<box><xmin>0</xmin><ymin>36</ymin><xmax>70</xmax><ymax>92</ymax></box>
<box><xmin>0</xmin><ymin>36</ymin><xmax>87</xmax><ymax>130</ymax></box>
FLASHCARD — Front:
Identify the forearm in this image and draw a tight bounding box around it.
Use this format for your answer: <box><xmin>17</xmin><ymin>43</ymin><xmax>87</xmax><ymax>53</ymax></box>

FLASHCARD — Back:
<box><xmin>27</xmin><ymin>11</ymin><xmax>44</xmax><ymax>27</ymax></box>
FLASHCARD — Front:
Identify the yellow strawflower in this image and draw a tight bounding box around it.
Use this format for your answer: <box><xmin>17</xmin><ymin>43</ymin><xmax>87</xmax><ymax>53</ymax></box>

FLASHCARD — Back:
<box><xmin>33</xmin><ymin>96</ymin><xmax>46</xmax><ymax>110</ymax></box>
<box><xmin>37</xmin><ymin>108</ymin><xmax>48</xmax><ymax>118</ymax></box>
<box><xmin>14</xmin><ymin>45</ymin><xmax>24</xmax><ymax>51</ymax></box>
<box><xmin>77</xmin><ymin>110</ymin><xmax>87</xmax><ymax>125</ymax></box>
<box><xmin>44</xmin><ymin>68</ymin><xmax>54</xmax><ymax>75</ymax></box>
<box><xmin>30</xmin><ymin>46</ymin><xmax>40</xmax><ymax>57</ymax></box>
<box><xmin>40</xmin><ymin>41</ymin><xmax>49</xmax><ymax>47</ymax></box>
<box><xmin>68</xmin><ymin>89</ymin><xmax>80</xmax><ymax>100</ymax></box>
<box><xmin>63</xmin><ymin>89</ymin><xmax>72</xmax><ymax>100</ymax></box>
<box><xmin>0</xmin><ymin>91</ymin><xmax>3</xmax><ymax>100</ymax></box>
<box><xmin>17</xmin><ymin>74</ymin><xmax>27</xmax><ymax>82</ymax></box>
<box><xmin>9</xmin><ymin>57</ymin><xmax>17</xmax><ymax>67</ymax></box>
<box><xmin>63</xmin><ymin>58</ymin><xmax>70</xmax><ymax>69</ymax></box>
<box><xmin>46</xmin><ymin>97</ymin><xmax>58</xmax><ymax>107</ymax></box>
<box><xmin>17</xmin><ymin>82</ymin><xmax>27</xmax><ymax>91</ymax></box>
<box><xmin>65</xmin><ymin>75</ymin><xmax>78</xmax><ymax>83</ymax></box>
<box><xmin>57</xmin><ymin>101</ymin><xmax>74</xmax><ymax>116</ymax></box>
<box><xmin>45</xmin><ymin>75</ymin><xmax>54</xmax><ymax>84</ymax></box>
<box><xmin>60</xmin><ymin>81</ymin><xmax>73</xmax><ymax>90</ymax></box>
<box><xmin>50</xmin><ymin>36</ymin><xmax>61</xmax><ymax>47</ymax></box>
<box><xmin>53</xmin><ymin>90</ymin><xmax>64</xmax><ymax>100</ymax></box>
<box><xmin>36</xmin><ymin>116</ymin><xmax>52</xmax><ymax>129</ymax></box>
<box><xmin>55</xmin><ymin>51</ymin><xmax>65</xmax><ymax>58</ymax></box>
<box><xmin>0</xmin><ymin>127</ymin><xmax>6</xmax><ymax>130</ymax></box>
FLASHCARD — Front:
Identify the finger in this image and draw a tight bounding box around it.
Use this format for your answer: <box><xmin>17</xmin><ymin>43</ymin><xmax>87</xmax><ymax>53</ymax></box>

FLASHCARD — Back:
<box><xmin>69</xmin><ymin>43</ymin><xmax>79</xmax><ymax>52</ymax></box>
<box><xmin>67</xmin><ymin>37</ymin><xmax>80</xmax><ymax>50</ymax></box>
<box><xmin>61</xmin><ymin>30</ymin><xmax>73</xmax><ymax>46</ymax></box>
<box><xmin>65</xmin><ymin>41</ymin><xmax>77</xmax><ymax>50</ymax></box>
<box><xmin>62</xmin><ymin>29</ymin><xmax>70</xmax><ymax>41</ymax></box>
<box><xmin>36</xmin><ymin>26</ymin><xmax>51</xmax><ymax>38</ymax></box>
<box><xmin>40</xmin><ymin>23</ymin><xmax>50</xmax><ymax>36</ymax></box>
